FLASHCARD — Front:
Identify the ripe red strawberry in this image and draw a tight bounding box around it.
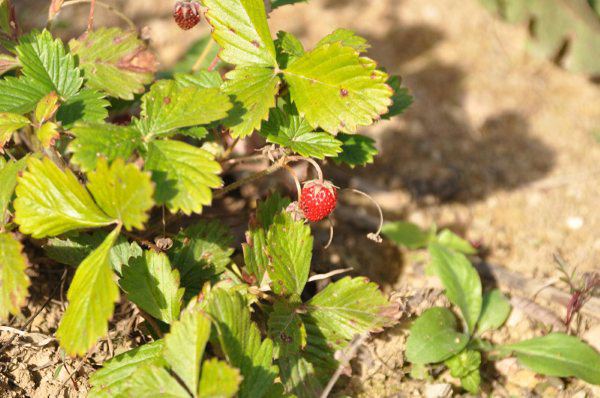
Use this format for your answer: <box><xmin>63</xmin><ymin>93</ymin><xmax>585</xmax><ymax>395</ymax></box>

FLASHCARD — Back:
<box><xmin>173</xmin><ymin>1</ymin><xmax>201</xmax><ymax>30</ymax></box>
<box><xmin>299</xmin><ymin>180</ymin><xmax>338</xmax><ymax>222</ymax></box>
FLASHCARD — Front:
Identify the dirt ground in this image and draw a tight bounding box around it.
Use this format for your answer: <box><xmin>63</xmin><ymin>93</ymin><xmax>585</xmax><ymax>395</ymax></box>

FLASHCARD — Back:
<box><xmin>2</xmin><ymin>0</ymin><xmax>600</xmax><ymax>396</ymax></box>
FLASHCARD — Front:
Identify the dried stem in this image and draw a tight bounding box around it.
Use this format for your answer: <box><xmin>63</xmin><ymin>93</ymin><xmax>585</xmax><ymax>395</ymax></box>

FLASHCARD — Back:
<box><xmin>87</xmin><ymin>0</ymin><xmax>95</xmax><ymax>31</ymax></box>
<box><xmin>61</xmin><ymin>0</ymin><xmax>136</xmax><ymax>31</ymax></box>
<box><xmin>345</xmin><ymin>188</ymin><xmax>384</xmax><ymax>243</ymax></box>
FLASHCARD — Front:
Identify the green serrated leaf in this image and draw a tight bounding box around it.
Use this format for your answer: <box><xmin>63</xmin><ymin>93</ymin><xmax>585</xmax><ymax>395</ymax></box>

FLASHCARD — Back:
<box><xmin>499</xmin><ymin>333</ymin><xmax>600</xmax><ymax>385</ymax></box>
<box><xmin>333</xmin><ymin>133</ymin><xmax>378</xmax><ymax>167</ymax></box>
<box><xmin>278</xmin><ymin>355</ymin><xmax>323</xmax><ymax>398</ymax></box>
<box><xmin>0</xmin><ymin>54</ymin><xmax>19</xmax><ymax>76</ymax></box>
<box><xmin>445</xmin><ymin>349</ymin><xmax>481</xmax><ymax>378</ymax></box>
<box><xmin>170</xmin><ymin>220</ymin><xmax>234</xmax><ymax>297</ymax></box>
<box><xmin>266</xmin><ymin>212</ymin><xmax>313</xmax><ymax>296</ymax></box>
<box><xmin>260</xmin><ymin>105</ymin><xmax>342</xmax><ymax>159</ymax></box>
<box><xmin>222</xmin><ymin>66</ymin><xmax>280</xmax><ymax>138</ymax></box>
<box><xmin>284</xmin><ymin>42</ymin><xmax>392</xmax><ymax>134</ymax></box>
<box><xmin>316</xmin><ymin>29</ymin><xmax>370</xmax><ymax>52</ymax></box>
<box><xmin>87</xmin><ymin>158</ymin><xmax>154</xmax><ymax>231</ymax></box>
<box><xmin>0</xmin><ymin>112</ymin><xmax>30</xmax><ymax>149</ymax></box>
<box><xmin>89</xmin><ymin>340</ymin><xmax>166</xmax><ymax>398</ymax></box>
<box><xmin>268</xmin><ymin>300</ymin><xmax>307</xmax><ymax>356</ymax></box>
<box><xmin>127</xmin><ymin>365</ymin><xmax>191</xmax><ymax>398</ymax></box>
<box><xmin>428</xmin><ymin>242</ymin><xmax>482</xmax><ymax>334</ymax></box>
<box><xmin>175</xmin><ymin>70</ymin><xmax>223</xmax><ymax>89</ymax></box>
<box><xmin>0</xmin><ymin>76</ymin><xmax>49</xmax><ymax>114</ymax></box>
<box><xmin>436</xmin><ymin>229</ymin><xmax>476</xmax><ymax>255</ymax></box>
<box><xmin>120</xmin><ymin>250</ymin><xmax>183</xmax><ymax>324</ymax></box>
<box><xmin>68</xmin><ymin>122</ymin><xmax>142</xmax><ymax>172</ymax></box>
<box><xmin>69</xmin><ymin>28</ymin><xmax>156</xmax><ymax>100</ymax></box>
<box><xmin>198</xmin><ymin>358</ymin><xmax>242</xmax><ymax>398</ymax></box>
<box><xmin>271</xmin><ymin>0</ymin><xmax>308</xmax><ymax>9</ymax></box>
<box><xmin>57</xmin><ymin>89</ymin><xmax>109</xmax><ymax>129</ymax></box>
<box><xmin>164</xmin><ymin>305</ymin><xmax>211</xmax><ymax>394</ymax></box>
<box><xmin>201</xmin><ymin>0</ymin><xmax>277</xmax><ymax>67</ymax></box>
<box><xmin>382</xmin><ymin>221</ymin><xmax>434</xmax><ymax>249</ymax></box>
<box><xmin>137</xmin><ymin>80</ymin><xmax>231</xmax><ymax>138</ymax></box>
<box><xmin>0</xmin><ymin>233</ymin><xmax>30</xmax><ymax>320</ymax></box>
<box><xmin>477</xmin><ymin>289</ymin><xmax>511</xmax><ymax>334</ymax></box>
<box><xmin>303</xmin><ymin>276</ymin><xmax>395</xmax><ymax>348</ymax></box>
<box><xmin>207</xmin><ymin>288</ymin><xmax>277</xmax><ymax>398</ymax></box>
<box><xmin>0</xmin><ymin>156</ymin><xmax>27</xmax><ymax>226</ymax></box>
<box><xmin>36</xmin><ymin>121</ymin><xmax>59</xmax><ymax>148</ymax></box>
<box><xmin>56</xmin><ymin>227</ymin><xmax>121</xmax><ymax>356</ymax></box>
<box><xmin>16</xmin><ymin>30</ymin><xmax>83</xmax><ymax>98</ymax></box>
<box><xmin>145</xmin><ymin>140</ymin><xmax>222</xmax><ymax>215</ymax></box>
<box><xmin>14</xmin><ymin>157</ymin><xmax>113</xmax><ymax>238</ymax></box>
<box><xmin>406</xmin><ymin>307</ymin><xmax>469</xmax><ymax>364</ymax></box>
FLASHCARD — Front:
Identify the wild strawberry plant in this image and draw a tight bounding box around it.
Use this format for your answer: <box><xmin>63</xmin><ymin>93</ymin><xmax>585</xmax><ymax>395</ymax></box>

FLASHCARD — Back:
<box><xmin>384</xmin><ymin>222</ymin><xmax>600</xmax><ymax>393</ymax></box>
<box><xmin>0</xmin><ymin>0</ymin><xmax>412</xmax><ymax>396</ymax></box>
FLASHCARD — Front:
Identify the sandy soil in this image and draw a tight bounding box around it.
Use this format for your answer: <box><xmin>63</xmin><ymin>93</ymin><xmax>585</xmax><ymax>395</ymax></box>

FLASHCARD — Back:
<box><xmin>3</xmin><ymin>0</ymin><xmax>600</xmax><ymax>396</ymax></box>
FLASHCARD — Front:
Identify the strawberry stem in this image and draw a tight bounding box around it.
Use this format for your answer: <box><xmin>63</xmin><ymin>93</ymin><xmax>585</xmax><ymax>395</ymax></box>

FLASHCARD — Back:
<box><xmin>345</xmin><ymin>188</ymin><xmax>384</xmax><ymax>243</ymax></box>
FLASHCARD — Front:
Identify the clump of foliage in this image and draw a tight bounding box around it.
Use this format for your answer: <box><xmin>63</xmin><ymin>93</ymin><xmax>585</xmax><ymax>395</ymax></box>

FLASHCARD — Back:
<box><xmin>384</xmin><ymin>222</ymin><xmax>600</xmax><ymax>393</ymax></box>
<box><xmin>0</xmin><ymin>0</ymin><xmax>411</xmax><ymax>396</ymax></box>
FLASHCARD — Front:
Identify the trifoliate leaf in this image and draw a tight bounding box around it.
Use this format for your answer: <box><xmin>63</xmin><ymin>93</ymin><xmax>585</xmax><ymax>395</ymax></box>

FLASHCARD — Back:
<box><xmin>127</xmin><ymin>365</ymin><xmax>190</xmax><ymax>398</ymax></box>
<box><xmin>382</xmin><ymin>221</ymin><xmax>435</xmax><ymax>250</ymax></box>
<box><xmin>198</xmin><ymin>358</ymin><xmax>242</xmax><ymax>398</ymax></box>
<box><xmin>284</xmin><ymin>42</ymin><xmax>392</xmax><ymax>134</ymax></box>
<box><xmin>56</xmin><ymin>227</ymin><xmax>121</xmax><ymax>356</ymax></box>
<box><xmin>278</xmin><ymin>355</ymin><xmax>323</xmax><ymax>398</ymax></box>
<box><xmin>260</xmin><ymin>105</ymin><xmax>342</xmax><ymax>159</ymax></box>
<box><xmin>170</xmin><ymin>220</ymin><xmax>234</xmax><ymax>297</ymax></box>
<box><xmin>35</xmin><ymin>121</ymin><xmax>59</xmax><ymax>148</ymax></box>
<box><xmin>34</xmin><ymin>91</ymin><xmax>59</xmax><ymax>124</ymax></box>
<box><xmin>89</xmin><ymin>340</ymin><xmax>166</xmax><ymax>398</ymax></box>
<box><xmin>69</xmin><ymin>27</ymin><xmax>156</xmax><ymax>100</ymax></box>
<box><xmin>303</xmin><ymin>276</ymin><xmax>395</xmax><ymax>348</ymax></box>
<box><xmin>207</xmin><ymin>288</ymin><xmax>277</xmax><ymax>398</ymax></box>
<box><xmin>137</xmin><ymin>80</ymin><xmax>231</xmax><ymax>138</ymax></box>
<box><xmin>274</xmin><ymin>31</ymin><xmax>304</xmax><ymax>68</ymax></box>
<box><xmin>382</xmin><ymin>75</ymin><xmax>412</xmax><ymax>120</ymax></box>
<box><xmin>16</xmin><ymin>30</ymin><xmax>83</xmax><ymax>98</ymax></box>
<box><xmin>436</xmin><ymin>229</ymin><xmax>476</xmax><ymax>255</ymax></box>
<box><xmin>498</xmin><ymin>333</ymin><xmax>600</xmax><ymax>385</ymax></box>
<box><xmin>406</xmin><ymin>307</ymin><xmax>469</xmax><ymax>364</ymax></box>
<box><xmin>145</xmin><ymin>140</ymin><xmax>222</xmax><ymax>215</ymax></box>
<box><xmin>0</xmin><ymin>157</ymin><xmax>27</xmax><ymax>226</ymax></box>
<box><xmin>428</xmin><ymin>243</ymin><xmax>482</xmax><ymax>334</ymax></box>
<box><xmin>163</xmin><ymin>305</ymin><xmax>211</xmax><ymax>394</ymax></box>
<box><xmin>0</xmin><ymin>233</ymin><xmax>30</xmax><ymax>320</ymax></box>
<box><xmin>477</xmin><ymin>289</ymin><xmax>511</xmax><ymax>334</ymax></box>
<box><xmin>45</xmin><ymin>231</ymin><xmax>141</xmax><ymax>274</ymax></box>
<box><xmin>57</xmin><ymin>89</ymin><xmax>109</xmax><ymax>129</ymax></box>
<box><xmin>268</xmin><ymin>300</ymin><xmax>307</xmax><ymax>356</ymax></box>
<box><xmin>14</xmin><ymin>157</ymin><xmax>113</xmax><ymax>238</ymax></box>
<box><xmin>0</xmin><ymin>112</ymin><xmax>29</xmax><ymax>150</ymax></box>
<box><xmin>86</xmin><ymin>158</ymin><xmax>154</xmax><ymax>231</ymax></box>
<box><xmin>201</xmin><ymin>0</ymin><xmax>277</xmax><ymax>67</ymax></box>
<box><xmin>175</xmin><ymin>70</ymin><xmax>223</xmax><ymax>89</ymax></box>
<box><xmin>68</xmin><ymin>122</ymin><xmax>142</xmax><ymax>172</ymax></box>
<box><xmin>316</xmin><ymin>28</ymin><xmax>369</xmax><ymax>52</ymax></box>
<box><xmin>120</xmin><ymin>251</ymin><xmax>183</xmax><ymax>324</ymax></box>
<box><xmin>0</xmin><ymin>76</ymin><xmax>49</xmax><ymax>114</ymax></box>
<box><xmin>222</xmin><ymin>66</ymin><xmax>280</xmax><ymax>138</ymax></box>
<box><xmin>266</xmin><ymin>211</ymin><xmax>313</xmax><ymax>296</ymax></box>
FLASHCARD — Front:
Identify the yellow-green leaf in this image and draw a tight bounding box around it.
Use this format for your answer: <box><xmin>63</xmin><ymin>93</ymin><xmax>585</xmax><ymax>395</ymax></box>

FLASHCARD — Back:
<box><xmin>0</xmin><ymin>233</ymin><xmax>30</xmax><ymax>320</ymax></box>
<box><xmin>198</xmin><ymin>358</ymin><xmax>241</xmax><ymax>398</ymax></box>
<box><xmin>14</xmin><ymin>157</ymin><xmax>113</xmax><ymax>238</ymax></box>
<box><xmin>0</xmin><ymin>112</ymin><xmax>30</xmax><ymax>150</ymax></box>
<box><xmin>56</xmin><ymin>227</ymin><xmax>121</xmax><ymax>356</ymax></box>
<box><xmin>35</xmin><ymin>121</ymin><xmax>59</xmax><ymax>148</ymax></box>
<box><xmin>86</xmin><ymin>158</ymin><xmax>154</xmax><ymax>231</ymax></box>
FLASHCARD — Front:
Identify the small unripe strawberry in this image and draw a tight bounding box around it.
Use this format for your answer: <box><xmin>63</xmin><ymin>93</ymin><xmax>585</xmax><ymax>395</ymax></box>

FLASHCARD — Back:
<box><xmin>299</xmin><ymin>180</ymin><xmax>338</xmax><ymax>222</ymax></box>
<box><xmin>173</xmin><ymin>1</ymin><xmax>201</xmax><ymax>30</ymax></box>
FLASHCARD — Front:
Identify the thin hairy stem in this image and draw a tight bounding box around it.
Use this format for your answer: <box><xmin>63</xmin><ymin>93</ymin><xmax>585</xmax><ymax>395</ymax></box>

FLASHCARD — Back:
<box><xmin>191</xmin><ymin>39</ymin><xmax>216</xmax><ymax>72</ymax></box>
<box><xmin>62</xmin><ymin>0</ymin><xmax>136</xmax><ymax>30</ymax></box>
<box><xmin>345</xmin><ymin>188</ymin><xmax>384</xmax><ymax>243</ymax></box>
